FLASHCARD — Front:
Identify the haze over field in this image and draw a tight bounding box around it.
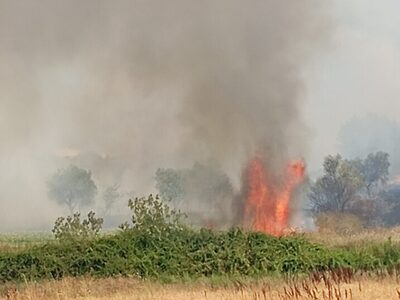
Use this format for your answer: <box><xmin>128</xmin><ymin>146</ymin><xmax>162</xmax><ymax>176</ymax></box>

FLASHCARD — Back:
<box><xmin>1</xmin><ymin>1</ymin><xmax>399</xmax><ymax>230</ymax></box>
<box><xmin>305</xmin><ymin>0</ymin><xmax>400</xmax><ymax>172</ymax></box>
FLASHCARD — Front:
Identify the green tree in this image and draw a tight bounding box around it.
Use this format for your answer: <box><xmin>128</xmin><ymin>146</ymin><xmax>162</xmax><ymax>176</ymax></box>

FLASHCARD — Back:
<box><xmin>186</xmin><ymin>162</ymin><xmax>233</xmax><ymax>206</ymax></box>
<box><xmin>47</xmin><ymin>165</ymin><xmax>97</xmax><ymax>213</ymax></box>
<box><xmin>155</xmin><ymin>163</ymin><xmax>233</xmax><ymax>206</ymax></box>
<box><xmin>349</xmin><ymin>152</ymin><xmax>390</xmax><ymax>196</ymax></box>
<box><xmin>155</xmin><ymin>163</ymin><xmax>234</xmax><ymax>227</ymax></box>
<box><xmin>155</xmin><ymin>168</ymin><xmax>186</xmax><ymax>204</ymax></box>
<box><xmin>309</xmin><ymin>155</ymin><xmax>364</xmax><ymax>213</ymax></box>
<box><xmin>379</xmin><ymin>184</ymin><xmax>400</xmax><ymax>226</ymax></box>
<box><xmin>102</xmin><ymin>184</ymin><xmax>120</xmax><ymax>215</ymax></box>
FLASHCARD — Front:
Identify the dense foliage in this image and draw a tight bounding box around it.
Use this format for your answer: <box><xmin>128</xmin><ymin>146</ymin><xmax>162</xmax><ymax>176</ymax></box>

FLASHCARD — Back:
<box><xmin>118</xmin><ymin>194</ymin><xmax>185</xmax><ymax>234</ymax></box>
<box><xmin>2</xmin><ymin>227</ymin><xmax>400</xmax><ymax>283</ymax></box>
<box><xmin>52</xmin><ymin>211</ymin><xmax>103</xmax><ymax>241</ymax></box>
<box><xmin>308</xmin><ymin>152</ymin><xmax>395</xmax><ymax>226</ymax></box>
<box><xmin>309</xmin><ymin>154</ymin><xmax>364</xmax><ymax>214</ymax></box>
<box><xmin>2</xmin><ymin>195</ymin><xmax>400</xmax><ymax>283</ymax></box>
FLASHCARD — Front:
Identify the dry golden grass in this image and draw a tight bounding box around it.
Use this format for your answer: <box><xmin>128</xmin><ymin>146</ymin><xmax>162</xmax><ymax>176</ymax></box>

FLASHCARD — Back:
<box><xmin>304</xmin><ymin>213</ymin><xmax>400</xmax><ymax>248</ymax></box>
<box><xmin>2</xmin><ymin>273</ymin><xmax>400</xmax><ymax>300</ymax></box>
<box><xmin>305</xmin><ymin>225</ymin><xmax>400</xmax><ymax>248</ymax></box>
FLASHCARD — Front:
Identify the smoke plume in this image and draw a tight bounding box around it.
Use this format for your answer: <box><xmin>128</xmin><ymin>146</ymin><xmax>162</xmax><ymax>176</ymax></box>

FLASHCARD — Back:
<box><xmin>0</xmin><ymin>1</ymin><xmax>329</xmax><ymax>230</ymax></box>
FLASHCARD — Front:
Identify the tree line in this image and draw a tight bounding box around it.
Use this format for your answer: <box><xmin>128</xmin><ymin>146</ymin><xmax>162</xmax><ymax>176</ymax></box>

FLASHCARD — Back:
<box><xmin>308</xmin><ymin>151</ymin><xmax>400</xmax><ymax>226</ymax></box>
<box><xmin>47</xmin><ymin>150</ymin><xmax>400</xmax><ymax>229</ymax></box>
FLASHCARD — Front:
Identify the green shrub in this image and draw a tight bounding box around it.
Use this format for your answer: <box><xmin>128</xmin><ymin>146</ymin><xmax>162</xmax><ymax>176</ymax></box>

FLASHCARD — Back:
<box><xmin>2</xmin><ymin>226</ymin><xmax>400</xmax><ymax>283</ymax></box>
<box><xmin>119</xmin><ymin>194</ymin><xmax>186</xmax><ymax>235</ymax></box>
<box><xmin>1</xmin><ymin>195</ymin><xmax>400</xmax><ymax>283</ymax></box>
<box><xmin>52</xmin><ymin>211</ymin><xmax>103</xmax><ymax>240</ymax></box>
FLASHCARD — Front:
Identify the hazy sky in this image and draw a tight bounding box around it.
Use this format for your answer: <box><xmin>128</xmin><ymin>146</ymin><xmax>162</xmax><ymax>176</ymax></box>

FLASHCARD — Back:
<box><xmin>1</xmin><ymin>1</ymin><xmax>400</xmax><ymax>230</ymax></box>
<box><xmin>305</xmin><ymin>0</ymin><xmax>400</xmax><ymax>171</ymax></box>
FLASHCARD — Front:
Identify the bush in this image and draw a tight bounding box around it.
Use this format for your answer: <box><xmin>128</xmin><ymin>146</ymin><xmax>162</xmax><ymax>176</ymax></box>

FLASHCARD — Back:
<box><xmin>1</xmin><ymin>195</ymin><xmax>400</xmax><ymax>283</ymax></box>
<box><xmin>2</xmin><ymin>226</ymin><xmax>400</xmax><ymax>283</ymax></box>
<box><xmin>119</xmin><ymin>194</ymin><xmax>186</xmax><ymax>235</ymax></box>
<box><xmin>0</xmin><ymin>229</ymin><xmax>331</xmax><ymax>282</ymax></box>
<box><xmin>52</xmin><ymin>211</ymin><xmax>103</xmax><ymax>240</ymax></box>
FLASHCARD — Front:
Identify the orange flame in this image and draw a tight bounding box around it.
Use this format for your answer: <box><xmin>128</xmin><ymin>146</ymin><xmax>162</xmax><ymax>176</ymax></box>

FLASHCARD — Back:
<box><xmin>243</xmin><ymin>155</ymin><xmax>305</xmax><ymax>236</ymax></box>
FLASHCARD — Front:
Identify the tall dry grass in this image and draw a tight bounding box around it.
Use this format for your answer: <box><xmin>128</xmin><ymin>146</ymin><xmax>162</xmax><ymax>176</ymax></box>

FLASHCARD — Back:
<box><xmin>2</xmin><ymin>272</ymin><xmax>400</xmax><ymax>300</ymax></box>
<box><xmin>306</xmin><ymin>224</ymin><xmax>400</xmax><ymax>248</ymax></box>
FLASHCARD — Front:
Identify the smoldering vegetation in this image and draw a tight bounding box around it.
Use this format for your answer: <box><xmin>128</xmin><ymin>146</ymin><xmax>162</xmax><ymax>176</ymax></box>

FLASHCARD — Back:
<box><xmin>0</xmin><ymin>1</ymin><xmax>330</xmax><ymax>230</ymax></box>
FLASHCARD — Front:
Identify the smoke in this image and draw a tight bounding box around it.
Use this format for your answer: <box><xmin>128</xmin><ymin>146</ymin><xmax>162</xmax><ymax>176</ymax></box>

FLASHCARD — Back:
<box><xmin>339</xmin><ymin>115</ymin><xmax>400</xmax><ymax>175</ymax></box>
<box><xmin>0</xmin><ymin>1</ymin><xmax>330</xmax><ymax>230</ymax></box>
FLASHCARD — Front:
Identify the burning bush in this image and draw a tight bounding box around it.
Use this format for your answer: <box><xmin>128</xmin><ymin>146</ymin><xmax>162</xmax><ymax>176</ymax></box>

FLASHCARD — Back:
<box><xmin>242</xmin><ymin>154</ymin><xmax>306</xmax><ymax>237</ymax></box>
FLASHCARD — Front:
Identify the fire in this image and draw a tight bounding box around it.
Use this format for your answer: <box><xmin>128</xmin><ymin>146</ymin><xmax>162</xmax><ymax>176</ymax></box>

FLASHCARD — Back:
<box><xmin>243</xmin><ymin>154</ymin><xmax>305</xmax><ymax>236</ymax></box>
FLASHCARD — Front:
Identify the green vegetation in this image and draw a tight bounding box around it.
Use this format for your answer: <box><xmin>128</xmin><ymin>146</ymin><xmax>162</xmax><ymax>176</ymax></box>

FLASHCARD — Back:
<box><xmin>2</xmin><ymin>226</ymin><xmax>400</xmax><ymax>283</ymax></box>
<box><xmin>1</xmin><ymin>195</ymin><xmax>400</xmax><ymax>284</ymax></box>
<box><xmin>52</xmin><ymin>211</ymin><xmax>103</xmax><ymax>241</ymax></box>
<box><xmin>308</xmin><ymin>152</ymin><xmax>397</xmax><ymax>228</ymax></box>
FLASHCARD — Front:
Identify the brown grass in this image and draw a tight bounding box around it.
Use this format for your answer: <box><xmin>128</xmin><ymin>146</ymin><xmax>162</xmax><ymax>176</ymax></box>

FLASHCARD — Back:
<box><xmin>305</xmin><ymin>225</ymin><xmax>400</xmax><ymax>248</ymax></box>
<box><xmin>2</xmin><ymin>272</ymin><xmax>400</xmax><ymax>300</ymax></box>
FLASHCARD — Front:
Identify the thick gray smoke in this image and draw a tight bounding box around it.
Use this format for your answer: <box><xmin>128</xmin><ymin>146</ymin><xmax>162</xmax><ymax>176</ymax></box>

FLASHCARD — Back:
<box><xmin>0</xmin><ymin>1</ymin><xmax>329</xmax><ymax>230</ymax></box>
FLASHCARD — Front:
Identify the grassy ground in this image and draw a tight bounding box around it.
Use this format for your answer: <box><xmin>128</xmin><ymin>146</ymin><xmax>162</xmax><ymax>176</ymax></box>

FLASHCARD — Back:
<box><xmin>2</xmin><ymin>273</ymin><xmax>400</xmax><ymax>299</ymax></box>
<box><xmin>0</xmin><ymin>233</ymin><xmax>52</xmax><ymax>253</ymax></box>
<box><xmin>305</xmin><ymin>226</ymin><xmax>400</xmax><ymax>248</ymax></box>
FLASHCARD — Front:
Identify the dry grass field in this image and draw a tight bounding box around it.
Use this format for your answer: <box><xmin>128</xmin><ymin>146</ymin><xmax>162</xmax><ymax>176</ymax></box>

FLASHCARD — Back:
<box><xmin>305</xmin><ymin>226</ymin><xmax>400</xmax><ymax>248</ymax></box>
<box><xmin>2</xmin><ymin>226</ymin><xmax>400</xmax><ymax>300</ymax></box>
<box><xmin>2</xmin><ymin>273</ymin><xmax>400</xmax><ymax>300</ymax></box>
<box><xmin>304</xmin><ymin>223</ymin><xmax>400</xmax><ymax>248</ymax></box>
<box><xmin>0</xmin><ymin>233</ymin><xmax>52</xmax><ymax>253</ymax></box>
